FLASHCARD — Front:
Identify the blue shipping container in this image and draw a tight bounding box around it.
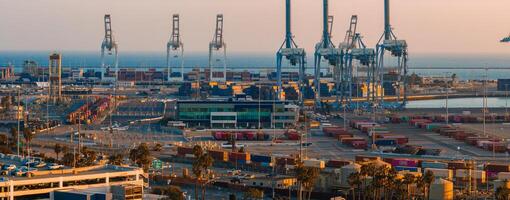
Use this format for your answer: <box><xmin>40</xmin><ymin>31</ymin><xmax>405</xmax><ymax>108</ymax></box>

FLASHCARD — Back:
<box><xmin>421</xmin><ymin>161</ymin><xmax>448</xmax><ymax>169</ymax></box>
<box><xmin>251</xmin><ymin>155</ymin><xmax>272</xmax><ymax>163</ymax></box>
<box><xmin>375</xmin><ymin>139</ymin><xmax>397</xmax><ymax>146</ymax></box>
<box><xmin>395</xmin><ymin>166</ymin><xmax>420</xmax><ymax>172</ymax></box>
<box><xmin>261</xmin><ymin>162</ymin><xmax>272</xmax><ymax>168</ymax></box>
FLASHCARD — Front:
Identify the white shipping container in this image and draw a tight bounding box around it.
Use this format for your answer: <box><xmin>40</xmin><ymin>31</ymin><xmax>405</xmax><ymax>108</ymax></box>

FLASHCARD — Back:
<box><xmin>425</xmin><ymin>168</ymin><xmax>453</xmax><ymax>180</ymax></box>
<box><xmin>498</xmin><ymin>172</ymin><xmax>510</xmax><ymax>181</ymax></box>
<box><xmin>477</xmin><ymin>141</ymin><xmax>491</xmax><ymax>148</ymax></box>
<box><xmin>455</xmin><ymin>169</ymin><xmax>486</xmax><ymax>182</ymax></box>
<box><xmin>303</xmin><ymin>159</ymin><xmax>326</xmax><ymax>169</ymax></box>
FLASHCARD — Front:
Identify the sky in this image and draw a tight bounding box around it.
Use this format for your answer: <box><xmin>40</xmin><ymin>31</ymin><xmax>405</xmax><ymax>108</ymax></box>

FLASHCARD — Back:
<box><xmin>1</xmin><ymin>0</ymin><xmax>510</xmax><ymax>55</ymax></box>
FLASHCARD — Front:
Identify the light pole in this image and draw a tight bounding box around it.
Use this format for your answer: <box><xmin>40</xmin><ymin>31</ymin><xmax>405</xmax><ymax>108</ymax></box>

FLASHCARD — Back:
<box><xmin>506</xmin><ymin>84</ymin><xmax>508</xmax><ymax>118</ymax></box>
<box><xmin>443</xmin><ymin>72</ymin><xmax>451</xmax><ymax>125</ymax></box>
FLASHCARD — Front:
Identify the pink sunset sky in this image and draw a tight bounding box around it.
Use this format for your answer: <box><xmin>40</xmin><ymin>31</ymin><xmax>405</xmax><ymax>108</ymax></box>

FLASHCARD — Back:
<box><xmin>0</xmin><ymin>0</ymin><xmax>509</xmax><ymax>54</ymax></box>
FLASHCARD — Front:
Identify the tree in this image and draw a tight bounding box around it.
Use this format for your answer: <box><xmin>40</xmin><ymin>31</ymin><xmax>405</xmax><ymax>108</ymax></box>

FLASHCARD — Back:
<box><xmin>191</xmin><ymin>145</ymin><xmax>214</xmax><ymax>200</ymax></box>
<box><xmin>80</xmin><ymin>146</ymin><xmax>97</xmax><ymax>167</ymax></box>
<box><xmin>23</xmin><ymin>128</ymin><xmax>34</xmax><ymax>157</ymax></box>
<box><xmin>129</xmin><ymin>143</ymin><xmax>152</xmax><ymax>171</ymax></box>
<box><xmin>403</xmin><ymin>173</ymin><xmax>416</xmax><ymax>199</ymax></box>
<box><xmin>10</xmin><ymin>127</ymin><xmax>18</xmax><ymax>148</ymax></box>
<box><xmin>294</xmin><ymin>159</ymin><xmax>321</xmax><ymax>200</ymax></box>
<box><xmin>420</xmin><ymin>170</ymin><xmax>435</xmax><ymax>200</ymax></box>
<box><xmin>153</xmin><ymin>186</ymin><xmax>185</xmax><ymax>200</ymax></box>
<box><xmin>496</xmin><ymin>186</ymin><xmax>510</xmax><ymax>200</ymax></box>
<box><xmin>109</xmin><ymin>153</ymin><xmax>124</xmax><ymax>165</ymax></box>
<box><xmin>153</xmin><ymin>143</ymin><xmax>163</xmax><ymax>152</ymax></box>
<box><xmin>61</xmin><ymin>152</ymin><xmax>77</xmax><ymax>167</ymax></box>
<box><xmin>54</xmin><ymin>144</ymin><xmax>62</xmax><ymax>160</ymax></box>
<box><xmin>347</xmin><ymin>172</ymin><xmax>361</xmax><ymax>200</ymax></box>
<box><xmin>244</xmin><ymin>188</ymin><xmax>264</xmax><ymax>200</ymax></box>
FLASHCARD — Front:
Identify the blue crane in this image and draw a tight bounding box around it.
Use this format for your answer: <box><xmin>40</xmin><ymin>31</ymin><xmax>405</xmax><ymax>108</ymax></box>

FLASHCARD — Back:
<box><xmin>209</xmin><ymin>14</ymin><xmax>227</xmax><ymax>82</ymax></box>
<box><xmin>341</xmin><ymin>16</ymin><xmax>377</xmax><ymax>110</ymax></box>
<box><xmin>314</xmin><ymin>0</ymin><xmax>342</xmax><ymax>108</ymax></box>
<box><xmin>167</xmin><ymin>14</ymin><xmax>184</xmax><ymax>82</ymax></box>
<box><xmin>100</xmin><ymin>14</ymin><xmax>119</xmax><ymax>82</ymax></box>
<box><xmin>276</xmin><ymin>0</ymin><xmax>306</xmax><ymax>103</ymax></box>
<box><xmin>375</xmin><ymin>0</ymin><xmax>408</xmax><ymax>110</ymax></box>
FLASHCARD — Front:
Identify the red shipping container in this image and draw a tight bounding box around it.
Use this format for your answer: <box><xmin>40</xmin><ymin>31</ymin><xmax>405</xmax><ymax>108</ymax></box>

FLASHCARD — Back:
<box><xmin>391</xmin><ymin>159</ymin><xmax>418</xmax><ymax>167</ymax></box>
<box><xmin>326</xmin><ymin>160</ymin><xmax>351</xmax><ymax>168</ymax></box>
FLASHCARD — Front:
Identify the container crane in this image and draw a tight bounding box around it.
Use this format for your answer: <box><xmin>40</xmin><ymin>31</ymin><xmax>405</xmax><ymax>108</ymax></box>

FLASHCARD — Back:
<box><xmin>337</xmin><ymin>15</ymin><xmax>358</xmax><ymax>108</ymax></box>
<box><xmin>167</xmin><ymin>14</ymin><xmax>184</xmax><ymax>82</ymax></box>
<box><xmin>342</xmin><ymin>16</ymin><xmax>376</xmax><ymax>110</ymax></box>
<box><xmin>376</xmin><ymin>0</ymin><xmax>408</xmax><ymax>109</ymax></box>
<box><xmin>314</xmin><ymin>0</ymin><xmax>342</xmax><ymax>108</ymax></box>
<box><xmin>100</xmin><ymin>14</ymin><xmax>119</xmax><ymax>81</ymax></box>
<box><xmin>276</xmin><ymin>0</ymin><xmax>306</xmax><ymax>103</ymax></box>
<box><xmin>209</xmin><ymin>14</ymin><xmax>227</xmax><ymax>82</ymax></box>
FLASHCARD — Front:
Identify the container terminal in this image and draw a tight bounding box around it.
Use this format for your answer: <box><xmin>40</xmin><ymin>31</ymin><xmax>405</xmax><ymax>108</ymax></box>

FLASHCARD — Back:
<box><xmin>1</xmin><ymin>0</ymin><xmax>510</xmax><ymax>200</ymax></box>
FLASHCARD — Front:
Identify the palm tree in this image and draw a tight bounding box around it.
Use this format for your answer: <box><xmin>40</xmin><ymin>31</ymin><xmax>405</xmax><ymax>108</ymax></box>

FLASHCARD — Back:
<box><xmin>496</xmin><ymin>186</ymin><xmax>510</xmax><ymax>200</ymax></box>
<box><xmin>191</xmin><ymin>145</ymin><xmax>213</xmax><ymax>200</ymax></box>
<box><xmin>9</xmin><ymin>127</ymin><xmax>18</xmax><ymax>147</ymax></box>
<box><xmin>109</xmin><ymin>153</ymin><xmax>124</xmax><ymax>165</ymax></box>
<box><xmin>348</xmin><ymin>172</ymin><xmax>362</xmax><ymax>200</ymax></box>
<box><xmin>402</xmin><ymin>173</ymin><xmax>416</xmax><ymax>199</ymax></box>
<box><xmin>23</xmin><ymin>128</ymin><xmax>34</xmax><ymax>157</ymax></box>
<box><xmin>421</xmin><ymin>170</ymin><xmax>434</xmax><ymax>200</ymax></box>
<box><xmin>54</xmin><ymin>143</ymin><xmax>62</xmax><ymax>160</ymax></box>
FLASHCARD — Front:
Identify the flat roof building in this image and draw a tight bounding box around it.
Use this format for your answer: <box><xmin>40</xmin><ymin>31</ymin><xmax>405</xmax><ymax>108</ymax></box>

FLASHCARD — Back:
<box><xmin>0</xmin><ymin>165</ymin><xmax>145</xmax><ymax>200</ymax></box>
<box><xmin>176</xmin><ymin>97</ymin><xmax>299</xmax><ymax>129</ymax></box>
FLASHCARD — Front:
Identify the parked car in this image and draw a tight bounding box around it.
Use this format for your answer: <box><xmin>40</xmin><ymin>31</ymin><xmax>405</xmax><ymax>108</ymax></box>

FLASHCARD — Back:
<box><xmin>47</xmin><ymin>163</ymin><xmax>64</xmax><ymax>170</ymax></box>
<box><xmin>2</xmin><ymin>164</ymin><xmax>16</xmax><ymax>171</ymax></box>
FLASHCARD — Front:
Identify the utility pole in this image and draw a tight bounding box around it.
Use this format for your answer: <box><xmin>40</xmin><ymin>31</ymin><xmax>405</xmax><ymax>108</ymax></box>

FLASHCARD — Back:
<box><xmin>16</xmin><ymin>88</ymin><xmax>20</xmax><ymax>156</ymax></box>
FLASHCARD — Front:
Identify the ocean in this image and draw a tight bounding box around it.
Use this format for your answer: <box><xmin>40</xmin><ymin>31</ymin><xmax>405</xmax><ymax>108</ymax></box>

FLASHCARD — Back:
<box><xmin>2</xmin><ymin>51</ymin><xmax>510</xmax><ymax>80</ymax></box>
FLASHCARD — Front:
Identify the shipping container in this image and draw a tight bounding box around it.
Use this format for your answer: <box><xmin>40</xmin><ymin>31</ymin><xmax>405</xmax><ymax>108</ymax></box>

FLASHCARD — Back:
<box><xmin>276</xmin><ymin>157</ymin><xmax>296</xmax><ymax>166</ymax></box>
<box><xmin>250</xmin><ymin>154</ymin><xmax>273</xmax><ymax>163</ymax></box>
<box><xmin>229</xmin><ymin>152</ymin><xmax>250</xmax><ymax>162</ymax></box>
<box><xmin>303</xmin><ymin>159</ymin><xmax>326</xmax><ymax>169</ymax></box>
<box><xmin>326</xmin><ymin>160</ymin><xmax>351</xmax><ymax>168</ymax></box>
<box><xmin>485</xmin><ymin>164</ymin><xmax>510</xmax><ymax>173</ymax></box>
<box><xmin>425</xmin><ymin>168</ymin><xmax>453</xmax><ymax>180</ymax></box>
<box><xmin>391</xmin><ymin>159</ymin><xmax>418</xmax><ymax>167</ymax></box>
<box><xmin>355</xmin><ymin>155</ymin><xmax>379</xmax><ymax>162</ymax></box>
<box><xmin>208</xmin><ymin>150</ymin><xmax>228</xmax><ymax>162</ymax></box>
<box><xmin>395</xmin><ymin>166</ymin><xmax>420</xmax><ymax>172</ymax></box>
<box><xmin>421</xmin><ymin>161</ymin><xmax>448</xmax><ymax>169</ymax></box>
<box><xmin>455</xmin><ymin>169</ymin><xmax>486</xmax><ymax>183</ymax></box>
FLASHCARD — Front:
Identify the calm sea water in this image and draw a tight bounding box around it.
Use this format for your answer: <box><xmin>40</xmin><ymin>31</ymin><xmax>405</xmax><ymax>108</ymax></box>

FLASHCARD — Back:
<box><xmin>2</xmin><ymin>51</ymin><xmax>510</xmax><ymax>80</ymax></box>
<box><xmin>406</xmin><ymin>97</ymin><xmax>510</xmax><ymax>108</ymax></box>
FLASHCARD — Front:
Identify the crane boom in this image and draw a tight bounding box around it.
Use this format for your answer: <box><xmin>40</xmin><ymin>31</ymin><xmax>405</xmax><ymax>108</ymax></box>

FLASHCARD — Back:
<box><xmin>212</xmin><ymin>14</ymin><xmax>224</xmax><ymax>50</ymax></box>
<box><xmin>169</xmin><ymin>14</ymin><xmax>181</xmax><ymax>49</ymax></box>
<box><xmin>100</xmin><ymin>14</ymin><xmax>118</xmax><ymax>81</ymax></box>
<box><xmin>209</xmin><ymin>14</ymin><xmax>227</xmax><ymax>82</ymax></box>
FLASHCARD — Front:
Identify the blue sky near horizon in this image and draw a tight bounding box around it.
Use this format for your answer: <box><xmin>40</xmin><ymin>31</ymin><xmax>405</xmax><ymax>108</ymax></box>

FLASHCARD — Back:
<box><xmin>1</xmin><ymin>0</ymin><xmax>510</xmax><ymax>55</ymax></box>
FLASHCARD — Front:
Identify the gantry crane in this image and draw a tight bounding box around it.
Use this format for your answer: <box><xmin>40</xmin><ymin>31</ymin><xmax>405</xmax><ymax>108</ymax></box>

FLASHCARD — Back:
<box><xmin>375</xmin><ymin>0</ymin><xmax>408</xmax><ymax>109</ymax></box>
<box><xmin>209</xmin><ymin>14</ymin><xmax>227</xmax><ymax>82</ymax></box>
<box><xmin>342</xmin><ymin>16</ymin><xmax>377</xmax><ymax>110</ymax></box>
<box><xmin>337</xmin><ymin>15</ymin><xmax>359</xmax><ymax>108</ymax></box>
<box><xmin>276</xmin><ymin>0</ymin><xmax>306</xmax><ymax>103</ymax></box>
<box><xmin>101</xmin><ymin>14</ymin><xmax>119</xmax><ymax>81</ymax></box>
<box><xmin>314</xmin><ymin>0</ymin><xmax>342</xmax><ymax>108</ymax></box>
<box><xmin>167</xmin><ymin>14</ymin><xmax>184</xmax><ymax>82</ymax></box>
